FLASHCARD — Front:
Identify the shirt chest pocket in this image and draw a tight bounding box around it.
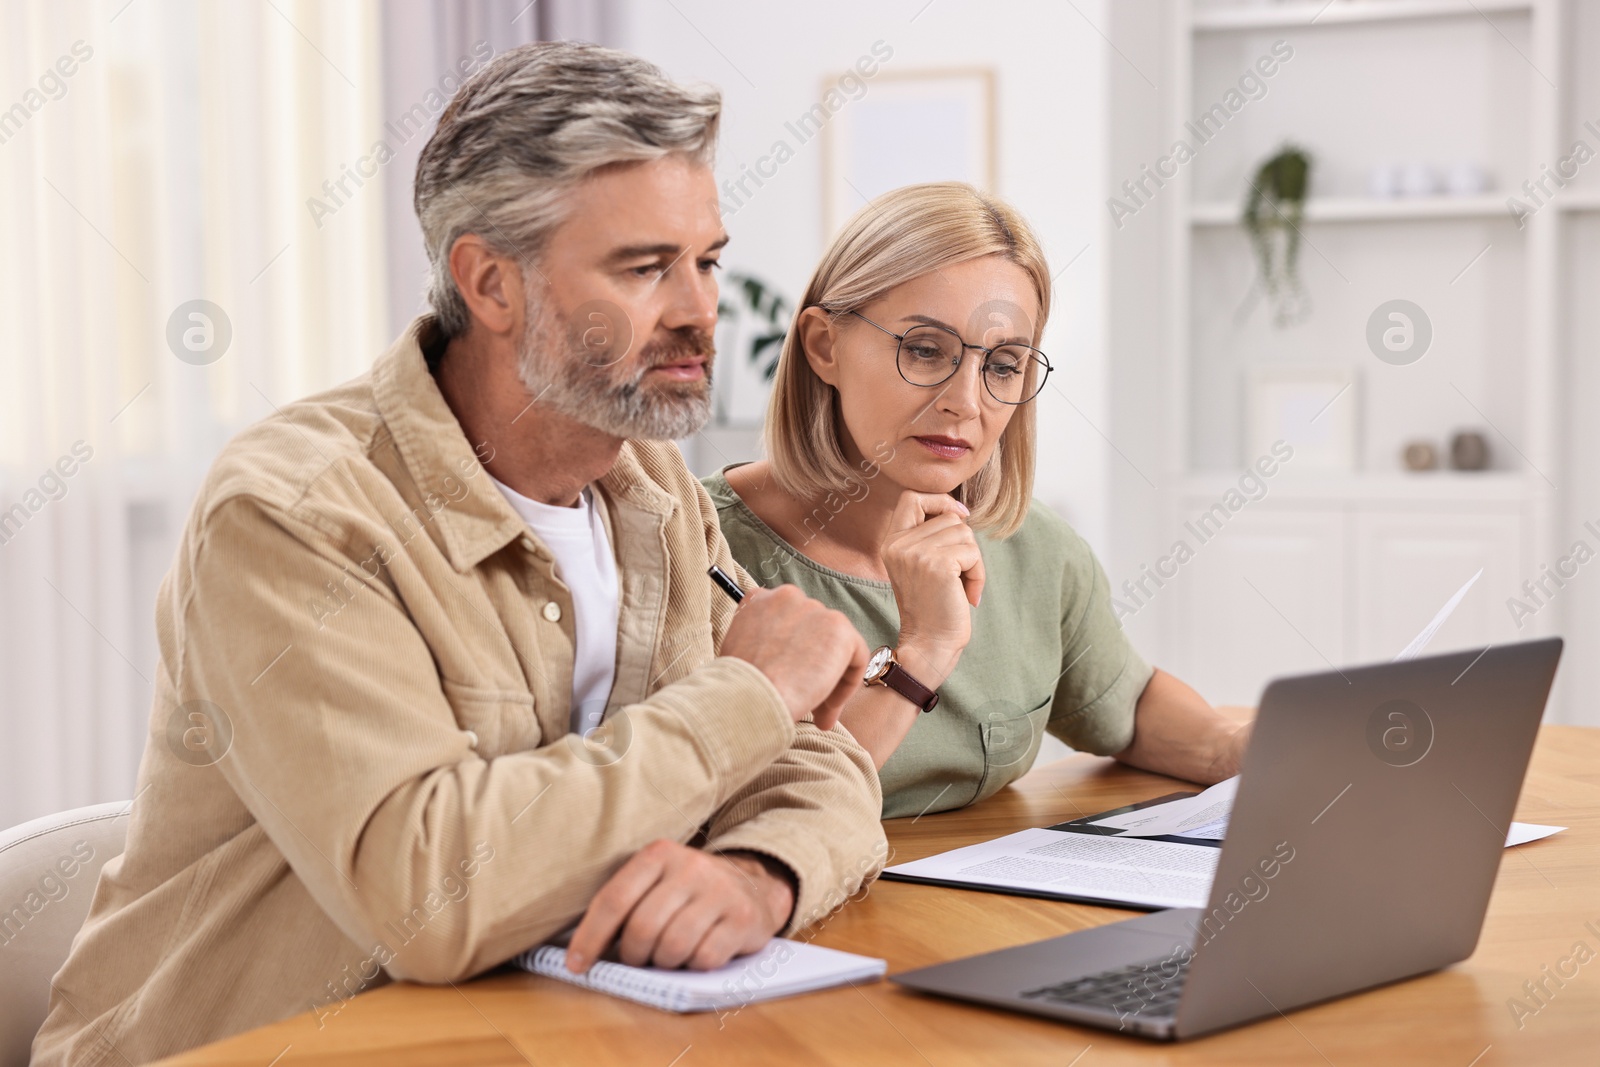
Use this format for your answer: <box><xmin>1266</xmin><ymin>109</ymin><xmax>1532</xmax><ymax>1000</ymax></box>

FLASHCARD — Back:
<box><xmin>647</xmin><ymin>622</ymin><xmax>715</xmax><ymax>691</ymax></box>
<box><xmin>973</xmin><ymin>694</ymin><xmax>1053</xmax><ymax>804</ymax></box>
<box><xmin>441</xmin><ymin>679</ymin><xmax>541</xmax><ymax>759</ymax></box>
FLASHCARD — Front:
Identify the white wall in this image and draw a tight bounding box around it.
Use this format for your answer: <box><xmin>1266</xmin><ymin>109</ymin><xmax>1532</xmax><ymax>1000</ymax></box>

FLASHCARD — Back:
<box><xmin>1104</xmin><ymin>0</ymin><xmax>1173</xmax><ymax>667</ymax></box>
<box><xmin>615</xmin><ymin>0</ymin><xmax>1115</xmax><ymax>549</ymax></box>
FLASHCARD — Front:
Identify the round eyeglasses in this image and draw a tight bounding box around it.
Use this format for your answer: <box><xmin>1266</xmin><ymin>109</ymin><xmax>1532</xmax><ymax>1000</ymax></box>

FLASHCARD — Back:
<box><xmin>845</xmin><ymin>310</ymin><xmax>1051</xmax><ymax>405</ymax></box>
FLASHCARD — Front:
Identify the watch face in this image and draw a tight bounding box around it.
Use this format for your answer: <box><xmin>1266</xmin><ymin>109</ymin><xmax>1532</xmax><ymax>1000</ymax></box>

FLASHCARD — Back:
<box><xmin>866</xmin><ymin>645</ymin><xmax>893</xmax><ymax>678</ymax></box>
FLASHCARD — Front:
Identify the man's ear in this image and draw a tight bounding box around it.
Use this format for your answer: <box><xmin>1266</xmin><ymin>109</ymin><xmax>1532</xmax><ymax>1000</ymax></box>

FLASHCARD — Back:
<box><xmin>448</xmin><ymin>234</ymin><xmax>525</xmax><ymax>336</ymax></box>
<box><xmin>797</xmin><ymin>306</ymin><xmax>841</xmax><ymax>387</ymax></box>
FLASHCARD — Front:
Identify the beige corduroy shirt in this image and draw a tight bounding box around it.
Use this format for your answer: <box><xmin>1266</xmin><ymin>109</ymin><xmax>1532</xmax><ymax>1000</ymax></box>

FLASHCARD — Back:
<box><xmin>30</xmin><ymin>321</ymin><xmax>886</xmax><ymax>1066</ymax></box>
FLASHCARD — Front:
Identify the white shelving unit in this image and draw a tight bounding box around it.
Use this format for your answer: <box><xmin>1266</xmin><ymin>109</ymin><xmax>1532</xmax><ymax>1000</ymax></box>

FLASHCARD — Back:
<box><xmin>1188</xmin><ymin>194</ymin><xmax>1507</xmax><ymax>225</ymax></box>
<box><xmin>1556</xmin><ymin>187</ymin><xmax>1600</xmax><ymax>212</ymax></box>
<box><xmin>1190</xmin><ymin>0</ymin><xmax>1533</xmax><ymax>32</ymax></box>
<box><xmin>1144</xmin><ymin>0</ymin><xmax>1566</xmax><ymax>708</ymax></box>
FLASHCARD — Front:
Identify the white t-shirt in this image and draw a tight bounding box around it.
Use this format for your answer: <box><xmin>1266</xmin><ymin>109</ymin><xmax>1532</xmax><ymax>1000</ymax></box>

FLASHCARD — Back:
<box><xmin>491</xmin><ymin>478</ymin><xmax>620</xmax><ymax>737</ymax></box>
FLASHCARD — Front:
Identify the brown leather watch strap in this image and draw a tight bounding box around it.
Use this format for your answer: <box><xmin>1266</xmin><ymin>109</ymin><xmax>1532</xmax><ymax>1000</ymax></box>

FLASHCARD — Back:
<box><xmin>881</xmin><ymin>661</ymin><xmax>940</xmax><ymax>713</ymax></box>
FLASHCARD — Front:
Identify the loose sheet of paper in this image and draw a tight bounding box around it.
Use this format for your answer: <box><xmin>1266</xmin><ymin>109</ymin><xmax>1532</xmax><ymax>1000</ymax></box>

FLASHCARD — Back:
<box><xmin>1090</xmin><ymin>778</ymin><xmax>1238</xmax><ymax>838</ymax></box>
<box><xmin>883</xmin><ymin>828</ymin><xmax>1219</xmax><ymax>909</ymax></box>
<box><xmin>1393</xmin><ymin>569</ymin><xmax>1482</xmax><ymax>662</ymax></box>
<box><xmin>1503</xmin><ymin>822</ymin><xmax>1565</xmax><ymax>847</ymax></box>
<box><xmin>1099</xmin><ymin>802</ymin><xmax>1560</xmax><ymax>848</ymax></box>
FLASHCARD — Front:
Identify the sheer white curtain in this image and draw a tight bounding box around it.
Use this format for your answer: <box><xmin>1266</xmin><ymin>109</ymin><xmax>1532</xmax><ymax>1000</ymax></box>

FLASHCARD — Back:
<box><xmin>0</xmin><ymin>0</ymin><xmax>390</xmax><ymax>828</ymax></box>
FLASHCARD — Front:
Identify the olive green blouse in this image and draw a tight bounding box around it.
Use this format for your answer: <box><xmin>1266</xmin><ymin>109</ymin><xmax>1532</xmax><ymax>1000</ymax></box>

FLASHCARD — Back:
<box><xmin>702</xmin><ymin>467</ymin><xmax>1154</xmax><ymax>819</ymax></box>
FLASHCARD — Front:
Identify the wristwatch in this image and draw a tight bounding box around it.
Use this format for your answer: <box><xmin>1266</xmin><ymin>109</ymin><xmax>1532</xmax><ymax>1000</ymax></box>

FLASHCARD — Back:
<box><xmin>863</xmin><ymin>645</ymin><xmax>940</xmax><ymax>713</ymax></box>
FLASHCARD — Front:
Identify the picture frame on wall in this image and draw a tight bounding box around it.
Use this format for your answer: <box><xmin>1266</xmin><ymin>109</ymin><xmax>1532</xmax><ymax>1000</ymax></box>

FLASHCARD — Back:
<box><xmin>821</xmin><ymin>68</ymin><xmax>996</xmax><ymax>238</ymax></box>
<box><xmin>1245</xmin><ymin>364</ymin><xmax>1358</xmax><ymax>471</ymax></box>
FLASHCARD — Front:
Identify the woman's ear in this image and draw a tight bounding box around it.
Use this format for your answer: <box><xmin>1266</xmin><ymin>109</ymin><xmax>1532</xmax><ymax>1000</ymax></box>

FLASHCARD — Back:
<box><xmin>797</xmin><ymin>306</ymin><xmax>841</xmax><ymax>386</ymax></box>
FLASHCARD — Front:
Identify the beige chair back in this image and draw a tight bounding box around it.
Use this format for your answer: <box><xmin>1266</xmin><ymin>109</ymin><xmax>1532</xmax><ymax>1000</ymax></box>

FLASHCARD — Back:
<box><xmin>0</xmin><ymin>802</ymin><xmax>130</xmax><ymax>1067</ymax></box>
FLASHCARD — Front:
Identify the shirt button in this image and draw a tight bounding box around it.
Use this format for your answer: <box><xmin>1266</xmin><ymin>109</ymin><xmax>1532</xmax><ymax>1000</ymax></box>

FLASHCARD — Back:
<box><xmin>542</xmin><ymin>601</ymin><xmax>562</xmax><ymax>623</ymax></box>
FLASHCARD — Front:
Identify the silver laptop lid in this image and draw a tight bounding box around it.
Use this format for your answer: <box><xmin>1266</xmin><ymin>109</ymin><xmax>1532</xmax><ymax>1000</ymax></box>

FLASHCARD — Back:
<box><xmin>1173</xmin><ymin>638</ymin><xmax>1562</xmax><ymax>1039</ymax></box>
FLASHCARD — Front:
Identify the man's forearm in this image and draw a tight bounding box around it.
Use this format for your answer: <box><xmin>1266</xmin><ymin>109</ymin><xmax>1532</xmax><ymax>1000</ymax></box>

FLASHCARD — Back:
<box><xmin>339</xmin><ymin>660</ymin><xmax>801</xmax><ymax>982</ymax></box>
<box><xmin>702</xmin><ymin>721</ymin><xmax>886</xmax><ymax>933</ymax></box>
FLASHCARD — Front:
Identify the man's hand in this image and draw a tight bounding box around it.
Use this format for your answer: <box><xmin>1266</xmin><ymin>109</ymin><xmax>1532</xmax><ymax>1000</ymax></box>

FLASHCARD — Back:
<box><xmin>719</xmin><ymin>583</ymin><xmax>869</xmax><ymax>731</ymax></box>
<box><xmin>565</xmin><ymin>840</ymin><xmax>794</xmax><ymax>974</ymax></box>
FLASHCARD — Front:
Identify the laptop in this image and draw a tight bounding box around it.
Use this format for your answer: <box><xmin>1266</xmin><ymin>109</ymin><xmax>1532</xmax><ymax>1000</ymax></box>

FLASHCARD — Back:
<box><xmin>891</xmin><ymin>638</ymin><xmax>1563</xmax><ymax>1040</ymax></box>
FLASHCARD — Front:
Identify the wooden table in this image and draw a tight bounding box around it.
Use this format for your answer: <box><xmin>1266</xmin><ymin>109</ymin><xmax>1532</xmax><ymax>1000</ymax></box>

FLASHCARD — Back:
<box><xmin>159</xmin><ymin>725</ymin><xmax>1600</xmax><ymax>1066</ymax></box>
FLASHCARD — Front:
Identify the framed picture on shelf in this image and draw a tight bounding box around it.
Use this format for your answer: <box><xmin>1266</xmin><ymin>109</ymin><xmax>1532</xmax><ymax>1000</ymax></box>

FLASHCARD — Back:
<box><xmin>821</xmin><ymin>68</ymin><xmax>995</xmax><ymax>238</ymax></box>
<box><xmin>1245</xmin><ymin>364</ymin><xmax>1358</xmax><ymax>471</ymax></box>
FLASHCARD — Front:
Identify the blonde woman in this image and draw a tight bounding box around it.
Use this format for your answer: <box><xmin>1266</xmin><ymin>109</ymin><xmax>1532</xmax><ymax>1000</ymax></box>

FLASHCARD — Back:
<box><xmin>703</xmin><ymin>182</ymin><xmax>1248</xmax><ymax>818</ymax></box>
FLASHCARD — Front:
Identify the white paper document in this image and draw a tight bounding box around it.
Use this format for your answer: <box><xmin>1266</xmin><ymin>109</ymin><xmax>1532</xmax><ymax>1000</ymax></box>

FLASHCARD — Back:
<box><xmin>1393</xmin><ymin>568</ymin><xmax>1482</xmax><ymax>662</ymax></box>
<box><xmin>882</xmin><ymin>828</ymin><xmax>1220</xmax><ymax>910</ymax></box>
<box><xmin>1503</xmin><ymin>822</ymin><xmax>1566</xmax><ymax>847</ymax></box>
<box><xmin>1091</xmin><ymin>778</ymin><xmax>1239</xmax><ymax>839</ymax></box>
<box><xmin>1091</xmin><ymin>795</ymin><xmax>1562</xmax><ymax>848</ymax></box>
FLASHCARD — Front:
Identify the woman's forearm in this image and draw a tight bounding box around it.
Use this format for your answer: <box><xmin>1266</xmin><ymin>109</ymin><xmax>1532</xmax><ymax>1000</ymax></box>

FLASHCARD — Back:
<box><xmin>1113</xmin><ymin>668</ymin><xmax>1251</xmax><ymax>784</ymax></box>
<box><xmin>836</xmin><ymin>685</ymin><xmax>922</xmax><ymax>769</ymax></box>
<box><xmin>837</xmin><ymin>639</ymin><xmax>962</xmax><ymax>769</ymax></box>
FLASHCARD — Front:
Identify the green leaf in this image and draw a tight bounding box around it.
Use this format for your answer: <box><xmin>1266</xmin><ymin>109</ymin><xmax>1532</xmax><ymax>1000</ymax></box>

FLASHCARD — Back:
<box><xmin>719</xmin><ymin>270</ymin><xmax>795</xmax><ymax>378</ymax></box>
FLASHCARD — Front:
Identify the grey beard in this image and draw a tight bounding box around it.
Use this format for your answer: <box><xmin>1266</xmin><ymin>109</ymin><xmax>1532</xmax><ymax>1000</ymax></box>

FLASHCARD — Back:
<box><xmin>515</xmin><ymin>304</ymin><xmax>714</xmax><ymax>441</ymax></box>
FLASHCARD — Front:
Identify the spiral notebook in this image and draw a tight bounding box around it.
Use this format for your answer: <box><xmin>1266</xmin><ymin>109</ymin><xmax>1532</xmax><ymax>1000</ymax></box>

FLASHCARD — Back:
<box><xmin>515</xmin><ymin>937</ymin><xmax>886</xmax><ymax>1013</ymax></box>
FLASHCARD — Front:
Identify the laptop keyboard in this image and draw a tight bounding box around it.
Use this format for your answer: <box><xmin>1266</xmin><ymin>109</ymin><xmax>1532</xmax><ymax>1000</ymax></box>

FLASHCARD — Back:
<box><xmin>1020</xmin><ymin>954</ymin><xmax>1191</xmax><ymax>1018</ymax></box>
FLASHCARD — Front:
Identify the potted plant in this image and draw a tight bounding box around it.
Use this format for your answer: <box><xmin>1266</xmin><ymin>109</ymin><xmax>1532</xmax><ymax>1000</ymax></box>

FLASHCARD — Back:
<box><xmin>1238</xmin><ymin>144</ymin><xmax>1312</xmax><ymax>328</ymax></box>
<box><xmin>713</xmin><ymin>272</ymin><xmax>793</xmax><ymax>425</ymax></box>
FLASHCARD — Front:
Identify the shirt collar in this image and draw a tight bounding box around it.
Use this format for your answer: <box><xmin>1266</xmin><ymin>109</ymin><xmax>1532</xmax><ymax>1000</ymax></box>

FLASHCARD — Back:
<box><xmin>373</xmin><ymin>317</ymin><xmax>678</xmax><ymax>573</ymax></box>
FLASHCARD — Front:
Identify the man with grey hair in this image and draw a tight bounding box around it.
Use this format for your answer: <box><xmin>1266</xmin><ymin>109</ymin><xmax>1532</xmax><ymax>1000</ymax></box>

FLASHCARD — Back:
<box><xmin>33</xmin><ymin>41</ymin><xmax>885</xmax><ymax>1065</ymax></box>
